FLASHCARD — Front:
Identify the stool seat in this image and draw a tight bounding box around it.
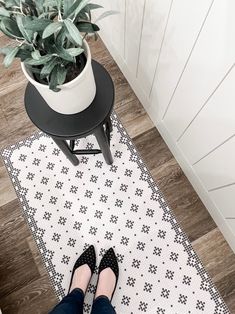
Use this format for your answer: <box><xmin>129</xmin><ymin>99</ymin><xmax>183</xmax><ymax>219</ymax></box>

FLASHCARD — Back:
<box><xmin>24</xmin><ymin>60</ymin><xmax>115</xmax><ymax>166</ymax></box>
<box><xmin>25</xmin><ymin>61</ymin><xmax>114</xmax><ymax>140</ymax></box>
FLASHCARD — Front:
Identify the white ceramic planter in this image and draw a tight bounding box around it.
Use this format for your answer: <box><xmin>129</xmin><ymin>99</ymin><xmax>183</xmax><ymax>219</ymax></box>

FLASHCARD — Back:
<box><xmin>21</xmin><ymin>40</ymin><xmax>96</xmax><ymax>115</ymax></box>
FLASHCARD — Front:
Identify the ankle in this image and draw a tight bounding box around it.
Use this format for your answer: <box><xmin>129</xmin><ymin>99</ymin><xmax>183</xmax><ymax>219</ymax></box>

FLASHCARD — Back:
<box><xmin>95</xmin><ymin>268</ymin><xmax>116</xmax><ymax>300</ymax></box>
<box><xmin>70</xmin><ymin>264</ymin><xmax>91</xmax><ymax>294</ymax></box>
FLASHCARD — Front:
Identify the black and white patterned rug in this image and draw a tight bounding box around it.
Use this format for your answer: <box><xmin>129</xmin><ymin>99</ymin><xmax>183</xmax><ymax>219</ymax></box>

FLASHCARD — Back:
<box><xmin>1</xmin><ymin>113</ymin><xmax>230</xmax><ymax>314</ymax></box>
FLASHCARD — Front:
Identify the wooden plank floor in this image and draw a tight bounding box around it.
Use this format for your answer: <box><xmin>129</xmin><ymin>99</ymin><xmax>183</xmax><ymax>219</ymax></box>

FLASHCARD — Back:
<box><xmin>0</xmin><ymin>36</ymin><xmax>235</xmax><ymax>314</ymax></box>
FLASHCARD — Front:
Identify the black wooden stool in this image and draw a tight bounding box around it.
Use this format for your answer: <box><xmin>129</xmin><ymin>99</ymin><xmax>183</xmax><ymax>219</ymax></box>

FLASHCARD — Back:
<box><xmin>25</xmin><ymin>61</ymin><xmax>115</xmax><ymax>166</ymax></box>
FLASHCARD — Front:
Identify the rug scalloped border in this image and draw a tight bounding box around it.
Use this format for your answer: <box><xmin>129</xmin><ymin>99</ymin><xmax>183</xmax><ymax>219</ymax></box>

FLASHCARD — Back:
<box><xmin>0</xmin><ymin>112</ymin><xmax>230</xmax><ymax>314</ymax></box>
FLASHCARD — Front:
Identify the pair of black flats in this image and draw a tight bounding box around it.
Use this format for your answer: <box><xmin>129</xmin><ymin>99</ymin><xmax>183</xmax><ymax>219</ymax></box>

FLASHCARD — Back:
<box><xmin>69</xmin><ymin>246</ymin><xmax>119</xmax><ymax>300</ymax></box>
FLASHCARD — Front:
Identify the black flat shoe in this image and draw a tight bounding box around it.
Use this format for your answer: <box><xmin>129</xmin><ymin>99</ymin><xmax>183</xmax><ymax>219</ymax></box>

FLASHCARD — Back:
<box><xmin>98</xmin><ymin>247</ymin><xmax>119</xmax><ymax>300</ymax></box>
<box><xmin>68</xmin><ymin>245</ymin><xmax>96</xmax><ymax>293</ymax></box>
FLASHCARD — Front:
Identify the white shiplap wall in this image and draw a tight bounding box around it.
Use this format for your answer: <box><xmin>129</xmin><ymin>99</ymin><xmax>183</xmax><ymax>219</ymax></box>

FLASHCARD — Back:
<box><xmin>95</xmin><ymin>0</ymin><xmax>235</xmax><ymax>252</ymax></box>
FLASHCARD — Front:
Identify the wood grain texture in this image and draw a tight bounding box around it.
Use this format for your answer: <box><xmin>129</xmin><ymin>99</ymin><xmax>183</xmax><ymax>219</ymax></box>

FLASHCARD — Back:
<box><xmin>0</xmin><ymin>36</ymin><xmax>234</xmax><ymax>313</ymax></box>
<box><xmin>193</xmin><ymin>228</ymin><xmax>235</xmax><ymax>313</ymax></box>
<box><xmin>0</xmin><ymin>275</ymin><xmax>57</xmax><ymax>314</ymax></box>
<box><xmin>133</xmin><ymin>128</ymin><xmax>217</xmax><ymax>242</ymax></box>
<box><xmin>0</xmin><ymin>107</ymin><xmax>8</xmax><ymax>131</ymax></box>
<box><xmin>0</xmin><ymin>167</ymin><xmax>16</xmax><ymax>207</ymax></box>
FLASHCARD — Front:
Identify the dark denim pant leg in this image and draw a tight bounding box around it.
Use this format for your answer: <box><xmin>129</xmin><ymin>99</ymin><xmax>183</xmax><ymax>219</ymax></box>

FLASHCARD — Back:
<box><xmin>91</xmin><ymin>296</ymin><xmax>116</xmax><ymax>314</ymax></box>
<box><xmin>49</xmin><ymin>288</ymin><xmax>84</xmax><ymax>314</ymax></box>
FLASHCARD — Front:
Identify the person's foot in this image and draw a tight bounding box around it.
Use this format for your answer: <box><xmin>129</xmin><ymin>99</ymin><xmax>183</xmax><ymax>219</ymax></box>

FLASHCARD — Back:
<box><xmin>68</xmin><ymin>245</ymin><xmax>96</xmax><ymax>294</ymax></box>
<box><xmin>70</xmin><ymin>264</ymin><xmax>91</xmax><ymax>294</ymax></box>
<box><xmin>95</xmin><ymin>248</ymin><xmax>119</xmax><ymax>301</ymax></box>
<box><xmin>95</xmin><ymin>267</ymin><xmax>116</xmax><ymax>300</ymax></box>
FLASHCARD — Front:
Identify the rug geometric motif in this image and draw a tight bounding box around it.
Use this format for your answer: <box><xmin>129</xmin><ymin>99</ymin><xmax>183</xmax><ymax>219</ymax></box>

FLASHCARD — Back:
<box><xmin>1</xmin><ymin>113</ymin><xmax>230</xmax><ymax>314</ymax></box>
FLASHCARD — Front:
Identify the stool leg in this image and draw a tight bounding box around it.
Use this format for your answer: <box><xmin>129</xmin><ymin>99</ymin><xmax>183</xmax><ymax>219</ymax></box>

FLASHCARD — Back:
<box><xmin>107</xmin><ymin>117</ymin><xmax>113</xmax><ymax>133</ymax></box>
<box><xmin>94</xmin><ymin>125</ymin><xmax>113</xmax><ymax>165</ymax></box>
<box><xmin>52</xmin><ymin>137</ymin><xmax>79</xmax><ymax>166</ymax></box>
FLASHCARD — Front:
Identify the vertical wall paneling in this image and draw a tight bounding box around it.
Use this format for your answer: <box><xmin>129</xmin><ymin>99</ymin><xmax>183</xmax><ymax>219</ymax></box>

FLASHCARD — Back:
<box><xmin>163</xmin><ymin>0</ymin><xmax>235</xmax><ymax>141</ymax></box>
<box><xmin>136</xmin><ymin>0</ymin><xmax>172</xmax><ymax>97</ymax></box>
<box><xmin>95</xmin><ymin>0</ymin><xmax>126</xmax><ymax>59</ymax></box>
<box><xmin>96</xmin><ymin>0</ymin><xmax>235</xmax><ymax>251</ymax></box>
<box><xmin>178</xmin><ymin>65</ymin><xmax>235</xmax><ymax>165</ymax></box>
<box><xmin>227</xmin><ymin>220</ymin><xmax>235</xmax><ymax>237</ymax></box>
<box><xmin>149</xmin><ymin>0</ymin><xmax>213</xmax><ymax>121</ymax></box>
<box><xmin>125</xmin><ymin>0</ymin><xmax>146</xmax><ymax>76</ymax></box>
<box><xmin>194</xmin><ymin>137</ymin><xmax>235</xmax><ymax>191</ymax></box>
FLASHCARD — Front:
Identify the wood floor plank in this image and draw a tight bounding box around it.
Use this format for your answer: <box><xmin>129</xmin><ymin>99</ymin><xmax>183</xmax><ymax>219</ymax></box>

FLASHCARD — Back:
<box><xmin>133</xmin><ymin>128</ymin><xmax>173</xmax><ymax>171</ymax></box>
<box><xmin>0</xmin><ymin>83</ymin><xmax>27</xmax><ymax>126</ymax></box>
<box><xmin>0</xmin><ymin>119</ymin><xmax>37</xmax><ymax>148</ymax></box>
<box><xmin>192</xmin><ymin>228</ymin><xmax>235</xmax><ymax>281</ymax></box>
<box><xmin>0</xmin><ymin>83</ymin><xmax>37</xmax><ymax>148</ymax></box>
<box><xmin>0</xmin><ymin>275</ymin><xmax>57</xmax><ymax>314</ymax></box>
<box><xmin>104</xmin><ymin>57</ymin><xmax>138</xmax><ymax>106</ymax></box>
<box><xmin>115</xmin><ymin>99</ymin><xmax>154</xmax><ymax>138</ymax></box>
<box><xmin>0</xmin><ymin>60</ymin><xmax>27</xmax><ymax>98</ymax></box>
<box><xmin>192</xmin><ymin>228</ymin><xmax>235</xmax><ymax>312</ymax></box>
<box><xmin>0</xmin><ymin>199</ymin><xmax>30</xmax><ymax>243</ymax></box>
<box><xmin>0</xmin><ymin>200</ymin><xmax>38</xmax><ymax>298</ymax></box>
<box><xmin>0</xmin><ymin>107</ymin><xmax>8</xmax><ymax>131</ymax></box>
<box><xmin>0</xmin><ymin>167</ymin><xmax>16</xmax><ymax>207</ymax></box>
<box><xmin>89</xmin><ymin>36</ymin><xmax>109</xmax><ymax>60</ymax></box>
<box><xmin>0</xmin><ymin>237</ymin><xmax>40</xmax><ymax>298</ymax></box>
<box><xmin>26</xmin><ymin>236</ymin><xmax>48</xmax><ymax>278</ymax></box>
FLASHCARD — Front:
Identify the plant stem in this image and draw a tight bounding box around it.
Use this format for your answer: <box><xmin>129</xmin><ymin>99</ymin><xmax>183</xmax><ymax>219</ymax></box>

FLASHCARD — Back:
<box><xmin>58</xmin><ymin>9</ymin><xmax>63</xmax><ymax>21</ymax></box>
<box><xmin>9</xmin><ymin>10</ymin><xmax>24</xmax><ymax>15</ymax></box>
<box><xmin>19</xmin><ymin>0</ymin><xmax>26</xmax><ymax>16</ymax></box>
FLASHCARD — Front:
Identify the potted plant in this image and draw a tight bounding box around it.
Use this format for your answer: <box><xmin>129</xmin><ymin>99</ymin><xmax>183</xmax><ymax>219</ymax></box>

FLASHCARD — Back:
<box><xmin>0</xmin><ymin>0</ymin><xmax>112</xmax><ymax>114</ymax></box>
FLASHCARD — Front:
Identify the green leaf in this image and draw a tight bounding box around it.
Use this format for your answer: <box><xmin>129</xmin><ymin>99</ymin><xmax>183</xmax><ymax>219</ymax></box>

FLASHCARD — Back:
<box><xmin>43</xmin><ymin>0</ymin><xmax>57</xmax><ymax>7</ymax></box>
<box><xmin>42</xmin><ymin>21</ymin><xmax>62</xmax><ymax>39</ymax></box>
<box><xmin>64</xmin><ymin>0</ymin><xmax>89</xmax><ymax>19</ymax></box>
<box><xmin>0</xmin><ymin>17</ymin><xmax>23</xmax><ymax>39</ymax></box>
<box><xmin>95</xmin><ymin>10</ymin><xmax>119</xmax><ymax>23</ymax></box>
<box><xmin>0</xmin><ymin>22</ymin><xmax>16</xmax><ymax>39</ymax></box>
<box><xmin>40</xmin><ymin>57</ymin><xmax>58</xmax><ymax>77</ymax></box>
<box><xmin>52</xmin><ymin>43</ymin><xmax>74</xmax><ymax>62</ymax></box>
<box><xmin>31</xmin><ymin>50</ymin><xmax>41</xmax><ymax>60</ymax></box>
<box><xmin>64</xmin><ymin>19</ymin><xmax>82</xmax><ymax>46</ymax></box>
<box><xmin>85</xmin><ymin>4</ymin><xmax>103</xmax><ymax>11</ymax></box>
<box><xmin>72</xmin><ymin>0</ymin><xmax>90</xmax><ymax>19</ymax></box>
<box><xmin>43</xmin><ymin>35</ymin><xmax>56</xmax><ymax>52</ymax></box>
<box><xmin>16</xmin><ymin>15</ymin><xmax>33</xmax><ymax>42</ymax></box>
<box><xmin>0</xmin><ymin>46</ymin><xmax>14</xmax><ymax>55</ymax></box>
<box><xmin>49</xmin><ymin>66</ymin><xmax>60</xmax><ymax>92</ymax></box>
<box><xmin>24</xmin><ymin>18</ymin><xmax>52</xmax><ymax>32</ymax></box>
<box><xmin>65</xmin><ymin>47</ymin><xmax>84</xmax><ymax>57</ymax></box>
<box><xmin>3</xmin><ymin>46</ymin><xmax>19</xmax><ymax>67</ymax></box>
<box><xmin>24</xmin><ymin>54</ymin><xmax>53</xmax><ymax>65</ymax></box>
<box><xmin>78</xmin><ymin>3</ymin><xmax>103</xmax><ymax>21</ymax></box>
<box><xmin>35</xmin><ymin>0</ymin><xmax>44</xmax><ymax>14</ymax></box>
<box><xmin>63</xmin><ymin>0</ymin><xmax>80</xmax><ymax>18</ymax></box>
<box><xmin>4</xmin><ymin>0</ymin><xmax>20</xmax><ymax>8</ymax></box>
<box><xmin>0</xmin><ymin>7</ymin><xmax>10</xmax><ymax>17</ymax></box>
<box><xmin>63</xmin><ymin>0</ymin><xmax>74</xmax><ymax>16</ymax></box>
<box><xmin>38</xmin><ymin>11</ymin><xmax>51</xmax><ymax>18</ymax></box>
<box><xmin>77</xmin><ymin>21</ymin><xmax>99</xmax><ymax>33</ymax></box>
<box><xmin>57</xmin><ymin>65</ymin><xmax>67</xmax><ymax>85</ymax></box>
<box><xmin>27</xmin><ymin>65</ymin><xmax>42</xmax><ymax>74</ymax></box>
<box><xmin>56</xmin><ymin>27</ymin><xmax>67</xmax><ymax>46</ymax></box>
<box><xmin>16</xmin><ymin>47</ymin><xmax>33</xmax><ymax>61</ymax></box>
<box><xmin>76</xmin><ymin>11</ymin><xmax>89</xmax><ymax>21</ymax></box>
